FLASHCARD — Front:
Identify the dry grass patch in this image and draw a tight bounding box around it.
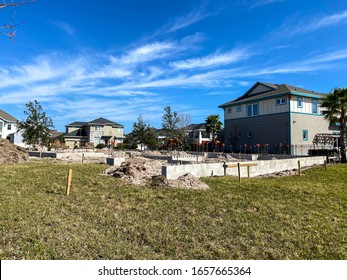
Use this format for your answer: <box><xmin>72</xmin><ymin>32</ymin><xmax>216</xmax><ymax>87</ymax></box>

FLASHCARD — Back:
<box><xmin>0</xmin><ymin>161</ymin><xmax>346</xmax><ymax>259</ymax></box>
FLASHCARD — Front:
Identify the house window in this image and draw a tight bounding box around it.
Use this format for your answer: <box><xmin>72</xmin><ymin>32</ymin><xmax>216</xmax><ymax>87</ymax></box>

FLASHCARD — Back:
<box><xmin>297</xmin><ymin>97</ymin><xmax>303</xmax><ymax>108</ymax></box>
<box><xmin>236</xmin><ymin>105</ymin><xmax>242</xmax><ymax>112</ymax></box>
<box><xmin>312</xmin><ymin>100</ymin><xmax>318</xmax><ymax>114</ymax></box>
<box><xmin>302</xmin><ymin>130</ymin><xmax>308</xmax><ymax>141</ymax></box>
<box><xmin>247</xmin><ymin>132</ymin><xmax>253</xmax><ymax>138</ymax></box>
<box><xmin>276</xmin><ymin>98</ymin><xmax>287</xmax><ymax>106</ymax></box>
<box><xmin>227</xmin><ymin>107</ymin><xmax>232</xmax><ymax>114</ymax></box>
<box><xmin>246</xmin><ymin>103</ymin><xmax>258</xmax><ymax>117</ymax></box>
<box><xmin>7</xmin><ymin>124</ymin><xmax>12</xmax><ymax>130</ymax></box>
<box><xmin>95</xmin><ymin>126</ymin><xmax>101</xmax><ymax>131</ymax></box>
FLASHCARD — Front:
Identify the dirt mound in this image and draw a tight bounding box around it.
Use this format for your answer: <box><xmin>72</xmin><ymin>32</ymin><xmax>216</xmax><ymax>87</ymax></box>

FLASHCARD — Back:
<box><xmin>105</xmin><ymin>157</ymin><xmax>209</xmax><ymax>189</ymax></box>
<box><xmin>167</xmin><ymin>173</ymin><xmax>209</xmax><ymax>190</ymax></box>
<box><xmin>0</xmin><ymin>139</ymin><xmax>28</xmax><ymax>163</ymax></box>
<box><xmin>104</xmin><ymin>158</ymin><xmax>163</xmax><ymax>185</ymax></box>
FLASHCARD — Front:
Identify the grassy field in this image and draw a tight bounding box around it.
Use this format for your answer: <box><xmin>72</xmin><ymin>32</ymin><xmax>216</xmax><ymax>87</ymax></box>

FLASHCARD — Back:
<box><xmin>0</xmin><ymin>160</ymin><xmax>346</xmax><ymax>260</ymax></box>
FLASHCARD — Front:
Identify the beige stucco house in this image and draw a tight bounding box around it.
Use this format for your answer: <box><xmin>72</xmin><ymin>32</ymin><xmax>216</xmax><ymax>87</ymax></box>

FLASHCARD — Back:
<box><xmin>64</xmin><ymin>117</ymin><xmax>125</xmax><ymax>148</ymax></box>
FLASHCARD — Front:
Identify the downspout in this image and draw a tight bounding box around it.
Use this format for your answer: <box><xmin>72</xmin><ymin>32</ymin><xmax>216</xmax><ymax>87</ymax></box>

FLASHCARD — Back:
<box><xmin>288</xmin><ymin>94</ymin><xmax>292</xmax><ymax>155</ymax></box>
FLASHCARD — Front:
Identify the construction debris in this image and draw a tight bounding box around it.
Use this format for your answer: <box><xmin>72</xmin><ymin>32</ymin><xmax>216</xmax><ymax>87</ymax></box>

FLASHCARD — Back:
<box><xmin>0</xmin><ymin>139</ymin><xmax>29</xmax><ymax>163</ymax></box>
<box><xmin>104</xmin><ymin>157</ymin><xmax>209</xmax><ymax>189</ymax></box>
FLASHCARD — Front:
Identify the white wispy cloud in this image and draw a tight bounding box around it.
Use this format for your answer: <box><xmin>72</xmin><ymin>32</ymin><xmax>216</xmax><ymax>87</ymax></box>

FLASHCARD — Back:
<box><xmin>171</xmin><ymin>48</ymin><xmax>251</xmax><ymax>69</ymax></box>
<box><xmin>276</xmin><ymin>9</ymin><xmax>347</xmax><ymax>37</ymax></box>
<box><xmin>248</xmin><ymin>0</ymin><xmax>285</xmax><ymax>9</ymax></box>
<box><xmin>111</xmin><ymin>41</ymin><xmax>177</xmax><ymax>66</ymax></box>
<box><xmin>50</xmin><ymin>20</ymin><xmax>76</xmax><ymax>36</ymax></box>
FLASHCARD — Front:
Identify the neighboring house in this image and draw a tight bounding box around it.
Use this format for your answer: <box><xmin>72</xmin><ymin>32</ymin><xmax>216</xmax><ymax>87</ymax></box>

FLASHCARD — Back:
<box><xmin>64</xmin><ymin>117</ymin><xmax>125</xmax><ymax>148</ymax></box>
<box><xmin>184</xmin><ymin>123</ymin><xmax>212</xmax><ymax>144</ymax></box>
<box><xmin>0</xmin><ymin>110</ymin><xmax>25</xmax><ymax>147</ymax></box>
<box><xmin>219</xmin><ymin>82</ymin><xmax>338</xmax><ymax>155</ymax></box>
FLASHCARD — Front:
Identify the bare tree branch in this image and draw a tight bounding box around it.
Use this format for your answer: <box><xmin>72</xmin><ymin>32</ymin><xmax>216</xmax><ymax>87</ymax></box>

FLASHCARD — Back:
<box><xmin>0</xmin><ymin>0</ymin><xmax>36</xmax><ymax>41</ymax></box>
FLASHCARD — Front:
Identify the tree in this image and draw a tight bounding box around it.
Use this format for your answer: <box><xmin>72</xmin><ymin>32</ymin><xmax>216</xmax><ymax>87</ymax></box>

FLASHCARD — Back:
<box><xmin>321</xmin><ymin>88</ymin><xmax>347</xmax><ymax>163</ymax></box>
<box><xmin>205</xmin><ymin>114</ymin><xmax>222</xmax><ymax>140</ymax></box>
<box><xmin>177</xmin><ymin>112</ymin><xmax>191</xmax><ymax>150</ymax></box>
<box><xmin>161</xmin><ymin>106</ymin><xmax>179</xmax><ymax>141</ymax></box>
<box><xmin>1</xmin><ymin>0</ymin><xmax>37</xmax><ymax>41</ymax></box>
<box><xmin>132</xmin><ymin>115</ymin><xmax>151</xmax><ymax>150</ymax></box>
<box><xmin>205</xmin><ymin>114</ymin><xmax>223</xmax><ymax>152</ymax></box>
<box><xmin>18</xmin><ymin>100</ymin><xmax>54</xmax><ymax>148</ymax></box>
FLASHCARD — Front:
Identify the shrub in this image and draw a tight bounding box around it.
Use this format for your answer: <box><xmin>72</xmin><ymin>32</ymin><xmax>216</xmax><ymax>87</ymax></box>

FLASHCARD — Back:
<box><xmin>95</xmin><ymin>143</ymin><xmax>106</xmax><ymax>149</ymax></box>
<box><xmin>308</xmin><ymin>149</ymin><xmax>338</xmax><ymax>156</ymax></box>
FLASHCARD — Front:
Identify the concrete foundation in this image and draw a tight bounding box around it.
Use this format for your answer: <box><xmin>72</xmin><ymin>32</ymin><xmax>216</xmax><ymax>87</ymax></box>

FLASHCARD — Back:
<box><xmin>106</xmin><ymin>157</ymin><xmax>125</xmax><ymax>166</ymax></box>
<box><xmin>162</xmin><ymin>156</ymin><xmax>326</xmax><ymax>180</ymax></box>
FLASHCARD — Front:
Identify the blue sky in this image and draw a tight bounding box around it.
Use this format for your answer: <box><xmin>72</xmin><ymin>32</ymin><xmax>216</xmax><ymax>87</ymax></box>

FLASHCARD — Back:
<box><xmin>1</xmin><ymin>0</ymin><xmax>347</xmax><ymax>133</ymax></box>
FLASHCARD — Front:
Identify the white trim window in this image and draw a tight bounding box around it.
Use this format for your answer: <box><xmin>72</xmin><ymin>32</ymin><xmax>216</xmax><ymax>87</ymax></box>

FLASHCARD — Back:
<box><xmin>276</xmin><ymin>97</ymin><xmax>287</xmax><ymax>106</ymax></box>
<box><xmin>297</xmin><ymin>97</ymin><xmax>303</xmax><ymax>108</ymax></box>
<box><xmin>236</xmin><ymin>105</ymin><xmax>242</xmax><ymax>112</ymax></box>
<box><xmin>246</xmin><ymin>103</ymin><xmax>259</xmax><ymax>117</ymax></box>
<box><xmin>312</xmin><ymin>100</ymin><xmax>318</xmax><ymax>114</ymax></box>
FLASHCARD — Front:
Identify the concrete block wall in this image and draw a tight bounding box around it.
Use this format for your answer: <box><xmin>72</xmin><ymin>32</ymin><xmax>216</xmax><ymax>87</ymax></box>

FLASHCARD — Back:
<box><xmin>162</xmin><ymin>156</ymin><xmax>326</xmax><ymax>180</ymax></box>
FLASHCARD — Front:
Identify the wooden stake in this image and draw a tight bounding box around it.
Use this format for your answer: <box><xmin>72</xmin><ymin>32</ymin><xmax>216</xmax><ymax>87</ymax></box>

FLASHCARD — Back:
<box><xmin>324</xmin><ymin>160</ymin><xmax>327</xmax><ymax>171</ymax></box>
<box><xmin>237</xmin><ymin>162</ymin><xmax>241</xmax><ymax>182</ymax></box>
<box><xmin>223</xmin><ymin>162</ymin><xmax>227</xmax><ymax>176</ymax></box>
<box><xmin>82</xmin><ymin>153</ymin><xmax>84</xmax><ymax>164</ymax></box>
<box><xmin>66</xmin><ymin>168</ymin><xmax>72</xmax><ymax>196</ymax></box>
<box><xmin>298</xmin><ymin>160</ymin><xmax>301</xmax><ymax>176</ymax></box>
<box><xmin>247</xmin><ymin>165</ymin><xmax>250</xmax><ymax>178</ymax></box>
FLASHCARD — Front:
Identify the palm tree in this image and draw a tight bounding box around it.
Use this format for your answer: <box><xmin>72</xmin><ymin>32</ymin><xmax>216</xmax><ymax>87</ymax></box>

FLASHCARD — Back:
<box><xmin>205</xmin><ymin>114</ymin><xmax>222</xmax><ymax>151</ymax></box>
<box><xmin>321</xmin><ymin>88</ymin><xmax>347</xmax><ymax>163</ymax></box>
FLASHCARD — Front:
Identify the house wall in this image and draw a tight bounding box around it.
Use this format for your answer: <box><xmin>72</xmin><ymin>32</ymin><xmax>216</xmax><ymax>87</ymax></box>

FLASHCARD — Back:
<box><xmin>290</xmin><ymin>96</ymin><xmax>322</xmax><ymax>114</ymax></box>
<box><xmin>66</xmin><ymin>126</ymin><xmax>82</xmax><ymax>133</ymax></box>
<box><xmin>224</xmin><ymin>96</ymin><xmax>290</xmax><ymax>120</ymax></box>
<box><xmin>224</xmin><ymin>113</ymin><xmax>290</xmax><ymax>153</ymax></box>
<box><xmin>291</xmin><ymin>113</ymin><xmax>332</xmax><ymax>145</ymax></box>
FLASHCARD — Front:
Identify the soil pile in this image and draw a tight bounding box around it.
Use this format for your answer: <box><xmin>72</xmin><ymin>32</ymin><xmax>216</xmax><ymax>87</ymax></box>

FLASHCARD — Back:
<box><xmin>105</xmin><ymin>157</ymin><xmax>209</xmax><ymax>189</ymax></box>
<box><xmin>0</xmin><ymin>139</ymin><xmax>28</xmax><ymax>163</ymax></box>
<box><xmin>154</xmin><ymin>173</ymin><xmax>209</xmax><ymax>190</ymax></box>
<box><xmin>105</xmin><ymin>158</ymin><xmax>163</xmax><ymax>185</ymax></box>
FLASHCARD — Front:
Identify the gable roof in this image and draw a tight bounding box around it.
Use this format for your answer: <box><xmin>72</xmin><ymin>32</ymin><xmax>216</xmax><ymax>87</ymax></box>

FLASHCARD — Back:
<box><xmin>66</xmin><ymin>121</ymin><xmax>87</xmax><ymax>127</ymax></box>
<box><xmin>0</xmin><ymin>110</ymin><xmax>18</xmax><ymax>122</ymax></box>
<box><xmin>185</xmin><ymin>123</ymin><xmax>206</xmax><ymax>131</ymax></box>
<box><xmin>66</xmin><ymin>118</ymin><xmax>124</xmax><ymax>128</ymax></box>
<box><xmin>219</xmin><ymin>82</ymin><xmax>326</xmax><ymax>108</ymax></box>
<box><xmin>88</xmin><ymin>117</ymin><xmax>124</xmax><ymax>128</ymax></box>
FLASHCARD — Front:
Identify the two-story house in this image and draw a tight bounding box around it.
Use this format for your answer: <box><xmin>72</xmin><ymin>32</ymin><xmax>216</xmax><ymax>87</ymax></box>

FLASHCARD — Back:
<box><xmin>0</xmin><ymin>110</ymin><xmax>25</xmax><ymax>147</ymax></box>
<box><xmin>219</xmin><ymin>82</ymin><xmax>338</xmax><ymax>155</ymax></box>
<box><xmin>184</xmin><ymin>123</ymin><xmax>212</xmax><ymax>144</ymax></box>
<box><xmin>64</xmin><ymin>117</ymin><xmax>125</xmax><ymax>148</ymax></box>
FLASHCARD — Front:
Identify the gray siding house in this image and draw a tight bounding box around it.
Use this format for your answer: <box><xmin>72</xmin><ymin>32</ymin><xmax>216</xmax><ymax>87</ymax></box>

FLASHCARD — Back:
<box><xmin>219</xmin><ymin>82</ymin><xmax>338</xmax><ymax>155</ymax></box>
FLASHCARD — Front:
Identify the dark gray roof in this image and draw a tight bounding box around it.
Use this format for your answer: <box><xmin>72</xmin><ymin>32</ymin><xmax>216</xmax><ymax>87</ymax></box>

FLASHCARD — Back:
<box><xmin>66</xmin><ymin>118</ymin><xmax>124</xmax><ymax>128</ymax></box>
<box><xmin>185</xmin><ymin>123</ymin><xmax>206</xmax><ymax>131</ymax></box>
<box><xmin>88</xmin><ymin>117</ymin><xmax>124</xmax><ymax>127</ymax></box>
<box><xmin>219</xmin><ymin>82</ymin><xmax>326</xmax><ymax>108</ymax></box>
<box><xmin>66</xmin><ymin>121</ymin><xmax>87</xmax><ymax>127</ymax></box>
<box><xmin>0</xmin><ymin>110</ymin><xmax>18</xmax><ymax>122</ymax></box>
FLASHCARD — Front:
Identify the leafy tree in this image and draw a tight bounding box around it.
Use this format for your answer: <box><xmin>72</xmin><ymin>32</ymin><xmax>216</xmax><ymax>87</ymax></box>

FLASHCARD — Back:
<box><xmin>205</xmin><ymin>114</ymin><xmax>222</xmax><ymax>140</ymax></box>
<box><xmin>321</xmin><ymin>88</ymin><xmax>347</xmax><ymax>163</ymax></box>
<box><xmin>161</xmin><ymin>106</ymin><xmax>179</xmax><ymax>140</ymax></box>
<box><xmin>18</xmin><ymin>100</ymin><xmax>54</xmax><ymax>147</ymax></box>
<box><xmin>131</xmin><ymin>115</ymin><xmax>157</xmax><ymax>150</ymax></box>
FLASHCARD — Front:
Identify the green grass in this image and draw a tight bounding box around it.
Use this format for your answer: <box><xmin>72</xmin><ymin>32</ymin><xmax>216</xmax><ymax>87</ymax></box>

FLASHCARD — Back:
<box><xmin>0</xmin><ymin>160</ymin><xmax>346</xmax><ymax>260</ymax></box>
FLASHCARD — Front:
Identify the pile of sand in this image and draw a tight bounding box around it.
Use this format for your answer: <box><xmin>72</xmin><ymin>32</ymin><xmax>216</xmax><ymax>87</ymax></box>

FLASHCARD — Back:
<box><xmin>104</xmin><ymin>157</ymin><xmax>209</xmax><ymax>189</ymax></box>
<box><xmin>0</xmin><ymin>139</ymin><xmax>28</xmax><ymax>163</ymax></box>
<box><xmin>104</xmin><ymin>158</ymin><xmax>163</xmax><ymax>185</ymax></box>
<box><xmin>151</xmin><ymin>174</ymin><xmax>209</xmax><ymax>190</ymax></box>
